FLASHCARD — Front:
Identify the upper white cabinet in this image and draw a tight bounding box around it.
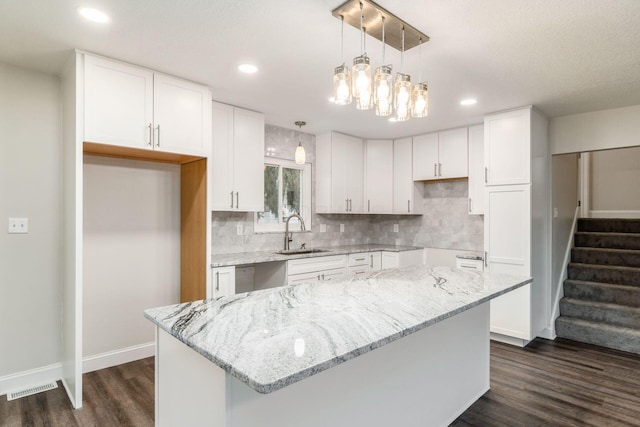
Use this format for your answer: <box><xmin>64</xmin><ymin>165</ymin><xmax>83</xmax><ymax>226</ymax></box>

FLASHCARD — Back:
<box><xmin>393</xmin><ymin>137</ymin><xmax>421</xmax><ymax>214</ymax></box>
<box><xmin>413</xmin><ymin>128</ymin><xmax>468</xmax><ymax>180</ymax></box>
<box><xmin>210</xmin><ymin>102</ymin><xmax>265</xmax><ymax>212</ymax></box>
<box><xmin>317</xmin><ymin>132</ymin><xmax>365</xmax><ymax>213</ymax></box>
<box><xmin>484</xmin><ymin>108</ymin><xmax>531</xmax><ymax>186</ymax></box>
<box><xmin>84</xmin><ymin>54</ymin><xmax>211</xmax><ymax>157</ymax></box>
<box><xmin>365</xmin><ymin>140</ymin><xmax>393</xmax><ymax>214</ymax></box>
<box><xmin>468</xmin><ymin>124</ymin><xmax>485</xmax><ymax>215</ymax></box>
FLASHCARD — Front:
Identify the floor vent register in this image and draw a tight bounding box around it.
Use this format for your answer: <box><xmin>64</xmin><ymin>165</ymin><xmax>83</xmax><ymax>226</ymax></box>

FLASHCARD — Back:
<box><xmin>7</xmin><ymin>381</ymin><xmax>58</xmax><ymax>401</ymax></box>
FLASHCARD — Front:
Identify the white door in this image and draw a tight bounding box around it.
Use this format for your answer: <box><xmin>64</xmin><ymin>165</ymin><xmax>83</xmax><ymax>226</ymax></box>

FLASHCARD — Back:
<box><xmin>485</xmin><ymin>184</ymin><xmax>532</xmax><ymax>340</ymax></box>
<box><xmin>346</xmin><ymin>136</ymin><xmax>365</xmax><ymax>213</ymax></box>
<box><xmin>438</xmin><ymin>128</ymin><xmax>468</xmax><ymax>179</ymax></box>
<box><xmin>365</xmin><ymin>140</ymin><xmax>393</xmax><ymax>213</ymax></box>
<box><xmin>84</xmin><ymin>55</ymin><xmax>153</xmax><ymax>149</ymax></box>
<box><xmin>331</xmin><ymin>133</ymin><xmax>350</xmax><ymax>212</ymax></box>
<box><xmin>412</xmin><ymin>132</ymin><xmax>439</xmax><ymax>180</ymax></box>
<box><xmin>393</xmin><ymin>137</ymin><xmax>414</xmax><ymax>214</ymax></box>
<box><xmin>233</xmin><ymin>108</ymin><xmax>265</xmax><ymax>211</ymax></box>
<box><xmin>468</xmin><ymin>125</ymin><xmax>485</xmax><ymax>214</ymax></box>
<box><xmin>484</xmin><ymin>108</ymin><xmax>531</xmax><ymax>186</ymax></box>
<box><xmin>210</xmin><ymin>102</ymin><xmax>235</xmax><ymax>210</ymax></box>
<box><xmin>153</xmin><ymin>74</ymin><xmax>211</xmax><ymax>156</ymax></box>
<box><xmin>210</xmin><ymin>267</ymin><xmax>236</xmax><ymax>299</ymax></box>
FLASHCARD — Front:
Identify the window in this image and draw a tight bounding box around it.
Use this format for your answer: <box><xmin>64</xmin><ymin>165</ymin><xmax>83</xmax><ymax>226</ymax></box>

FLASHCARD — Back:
<box><xmin>255</xmin><ymin>157</ymin><xmax>311</xmax><ymax>232</ymax></box>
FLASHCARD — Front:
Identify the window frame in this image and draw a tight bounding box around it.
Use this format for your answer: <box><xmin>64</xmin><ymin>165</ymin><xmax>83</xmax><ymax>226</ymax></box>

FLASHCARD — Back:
<box><xmin>254</xmin><ymin>157</ymin><xmax>312</xmax><ymax>233</ymax></box>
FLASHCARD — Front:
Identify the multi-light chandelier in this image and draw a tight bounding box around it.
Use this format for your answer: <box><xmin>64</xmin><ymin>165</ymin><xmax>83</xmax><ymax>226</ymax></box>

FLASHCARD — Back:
<box><xmin>332</xmin><ymin>0</ymin><xmax>430</xmax><ymax>121</ymax></box>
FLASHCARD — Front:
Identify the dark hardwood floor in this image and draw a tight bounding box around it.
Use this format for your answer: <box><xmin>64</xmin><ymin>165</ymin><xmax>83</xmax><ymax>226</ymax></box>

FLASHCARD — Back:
<box><xmin>1</xmin><ymin>338</ymin><xmax>639</xmax><ymax>426</ymax></box>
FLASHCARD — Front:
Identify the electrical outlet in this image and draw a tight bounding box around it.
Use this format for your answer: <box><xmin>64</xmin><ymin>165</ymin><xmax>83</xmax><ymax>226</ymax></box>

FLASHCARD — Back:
<box><xmin>340</xmin><ymin>224</ymin><xmax>345</xmax><ymax>233</ymax></box>
<box><xmin>8</xmin><ymin>218</ymin><xmax>28</xmax><ymax>234</ymax></box>
<box><xmin>553</xmin><ymin>208</ymin><xmax>559</xmax><ymax>218</ymax></box>
<box><xmin>236</xmin><ymin>225</ymin><xmax>243</xmax><ymax>235</ymax></box>
<box><xmin>320</xmin><ymin>224</ymin><xmax>327</xmax><ymax>233</ymax></box>
<box><xmin>393</xmin><ymin>224</ymin><xmax>399</xmax><ymax>233</ymax></box>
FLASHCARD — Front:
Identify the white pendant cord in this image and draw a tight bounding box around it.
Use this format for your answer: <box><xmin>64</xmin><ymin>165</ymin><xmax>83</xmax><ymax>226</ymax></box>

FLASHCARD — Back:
<box><xmin>359</xmin><ymin>2</ymin><xmax>364</xmax><ymax>55</ymax></box>
<box><xmin>381</xmin><ymin>15</ymin><xmax>386</xmax><ymax>64</ymax></box>
<box><xmin>418</xmin><ymin>37</ymin><xmax>422</xmax><ymax>82</ymax></box>
<box><xmin>401</xmin><ymin>26</ymin><xmax>405</xmax><ymax>73</ymax></box>
<box><xmin>340</xmin><ymin>15</ymin><xmax>345</xmax><ymax>65</ymax></box>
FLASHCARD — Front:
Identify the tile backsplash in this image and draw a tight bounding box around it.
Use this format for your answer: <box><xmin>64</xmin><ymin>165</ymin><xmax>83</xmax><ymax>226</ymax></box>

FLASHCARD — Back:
<box><xmin>211</xmin><ymin>124</ymin><xmax>483</xmax><ymax>254</ymax></box>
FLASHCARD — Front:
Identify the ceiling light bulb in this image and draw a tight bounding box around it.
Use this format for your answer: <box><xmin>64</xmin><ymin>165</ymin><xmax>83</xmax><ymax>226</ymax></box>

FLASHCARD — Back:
<box><xmin>374</xmin><ymin>65</ymin><xmax>393</xmax><ymax>116</ymax></box>
<box><xmin>394</xmin><ymin>73</ymin><xmax>412</xmax><ymax>121</ymax></box>
<box><xmin>78</xmin><ymin>7</ymin><xmax>110</xmax><ymax>23</ymax></box>
<box><xmin>333</xmin><ymin>64</ymin><xmax>352</xmax><ymax>105</ymax></box>
<box><xmin>411</xmin><ymin>83</ymin><xmax>429</xmax><ymax>118</ymax></box>
<box><xmin>238</xmin><ymin>64</ymin><xmax>258</xmax><ymax>74</ymax></box>
<box><xmin>294</xmin><ymin>121</ymin><xmax>306</xmax><ymax>165</ymax></box>
<box><xmin>352</xmin><ymin>55</ymin><xmax>372</xmax><ymax>110</ymax></box>
<box><xmin>460</xmin><ymin>98</ymin><xmax>477</xmax><ymax>106</ymax></box>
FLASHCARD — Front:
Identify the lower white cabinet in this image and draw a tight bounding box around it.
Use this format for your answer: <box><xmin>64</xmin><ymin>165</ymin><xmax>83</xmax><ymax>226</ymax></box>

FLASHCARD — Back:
<box><xmin>287</xmin><ymin>255</ymin><xmax>349</xmax><ymax>285</ymax></box>
<box><xmin>381</xmin><ymin>249</ymin><xmax>424</xmax><ymax>269</ymax></box>
<box><xmin>209</xmin><ymin>266</ymin><xmax>235</xmax><ymax>299</ymax></box>
<box><xmin>348</xmin><ymin>252</ymin><xmax>382</xmax><ymax>276</ymax></box>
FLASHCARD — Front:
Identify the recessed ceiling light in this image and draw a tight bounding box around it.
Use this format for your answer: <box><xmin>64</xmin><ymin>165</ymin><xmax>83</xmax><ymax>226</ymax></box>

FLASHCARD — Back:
<box><xmin>238</xmin><ymin>64</ymin><xmax>258</xmax><ymax>74</ymax></box>
<box><xmin>78</xmin><ymin>7</ymin><xmax>110</xmax><ymax>23</ymax></box>
<box><xmin>460</xmin><ymin>98</ymin><xmax>478</xmax><ymax>106</ymax></box>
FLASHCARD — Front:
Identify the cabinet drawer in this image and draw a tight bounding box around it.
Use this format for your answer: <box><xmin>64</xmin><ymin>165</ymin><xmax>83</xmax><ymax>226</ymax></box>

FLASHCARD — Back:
<box><xmin>287</xmin><ymin>255</ymin><xmax>348</xmax><ymax>276</ymax></box>
<box><xmin>456</xmin><ymin>258</ymin><xmax>484</xmax><ymax>271</ymax></box>
<box><xmin>287</xmin><ymin>267</ymin><xmax>348</xmax><ymax>285</ymax></box>
<box><xmin>349</xmin><ymin>266</ymin><xmax>372</xmax><ymax>277</ymax></box>
<box><xmin>348</xmin><ymin>252</ymin><xmax>373</xmax><ymax>267</ymax></box>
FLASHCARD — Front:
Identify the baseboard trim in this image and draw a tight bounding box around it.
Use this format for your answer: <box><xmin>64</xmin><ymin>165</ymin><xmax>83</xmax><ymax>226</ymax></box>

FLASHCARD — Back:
<box><xmin>589</xmin><ymin>210</ymin><xmax>640</xmax><ymax>219</ymax></box>
<box><xmin>83</xmin><ymin>342</ymin><xmax>155</xmax><ymax>373</ymax></box>
<box><xmin>490</xmin><ymin>332</ymin><xmax>529</xmax><ymax>347</ymax></box>
<box><xmin>538</xmin><ymin>327</ymin><xmax>556</xmax><ymax>340</ymax></box>
<box><xmin>0</xmin><ymin>362</ymin><xmax>62</xmax><ymax>397</ymax></box>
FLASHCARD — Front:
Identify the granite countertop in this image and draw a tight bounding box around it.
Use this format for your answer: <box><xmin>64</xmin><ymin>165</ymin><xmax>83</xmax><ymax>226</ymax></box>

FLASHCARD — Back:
<box><xmin>144</xmin><ymin>265</ymin><xmax>531</xmax><ymax>394</ymax></box>
<box><xmin>211</xmin><ymin>244</ymin><xmax>423</xmax><ymax>267</ymax></box>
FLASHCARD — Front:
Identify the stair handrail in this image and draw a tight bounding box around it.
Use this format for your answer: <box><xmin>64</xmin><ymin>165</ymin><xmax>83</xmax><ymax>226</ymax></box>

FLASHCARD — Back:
<box><xmin>550</xmin><ymin>206</ymin><xmax>580</xmax><ymax>337</ymax></box>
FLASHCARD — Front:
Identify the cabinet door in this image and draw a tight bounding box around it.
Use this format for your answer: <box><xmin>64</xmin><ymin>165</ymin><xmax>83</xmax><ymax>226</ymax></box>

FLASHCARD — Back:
<box><xmin>321</xmin><ymin>268</ymin><xmax>348</xmax><ymax>282</ymax></box>
<box><xmin>233</xmin><ymin>108</ymin><xmax>265</xmax><ymax>211</ymax></box>
<box><xmin>330</xmin><ymin>133</ymin><xmax>351</xmax><ymax>212</ymax></box>
<box><xmin>468</xmin><ymin>125</ymin><xmax>485</xmax><ymax>214</ymax></box>
<box><xmin>484</xmin><ymin>108</ymin><xmax>531</xmax><ymax>186</ymax></box>
<box><xmin>210</xmin><ymin>102</ymin><xmax>235</xmax><ymax>210</ymax></box>
<box><xmin>345</xmin><ymin>135</ymin><xmax>365</xmax><ymax>213</ymax></box>
<box><xmin>381</xmin><ymin>252</ymin><xmax>399</xmax><ymax>269</ymax></box>
<box><xmin>84</xmin><ymin>55</ymin><xmax>153</xmax><ymax>148</ymax></box>
<box><xmin>393</xmin><ymin>138</ymin><xmax>414</xmax><ymax>214</ymax></box>
<box><xmin>153</xmin><ymin>74</ymin><xmax>211</xmax><ymax>156</ymax></box>
<box><xmin>210</xmin><ymin>267</ymin><xmax>235</xmax><ymax>299</ymax></box>
<box><xmin>288</xmin><ymin>271</ymin><xmax>322</xmax><ymax>285</ymax></box>
<box><xmin>370</xmin><ymin>252</ymin><xmax>382</xmax><ymax>270</ymax></box>
<box><xmin>438</xmin><ymin>128</ymin><xmax>468</xmax><ymax>179</ymax></box>
<box><xmin>484</xmin><ymin>184</ymin><xmax>532</xmax><ymax>340</ymax></box>
<box><xmin>412</xmin><ymin>133</ymin><xmax>439</xmax><ymax>180</ymax></box>
<box><xmin>365</xmin><ymin>140</ymin><xmax>393</xmax><ymax>213</ymax></box>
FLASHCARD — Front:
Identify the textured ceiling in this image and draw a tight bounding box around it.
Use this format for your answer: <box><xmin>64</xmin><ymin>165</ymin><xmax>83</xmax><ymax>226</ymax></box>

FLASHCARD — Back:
<box><xmin>1</xmin><ymin>0</ymin><xmax>639</xmax><ymax>139</ymax></box>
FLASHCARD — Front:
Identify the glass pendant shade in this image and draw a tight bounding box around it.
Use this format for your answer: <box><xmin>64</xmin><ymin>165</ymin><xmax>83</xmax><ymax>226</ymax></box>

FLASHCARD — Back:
<box><xmin>394</xmin><ymin>73</ymin><xmax>412</xmax><ymax>121</ymax></box>
<box><xmin>352</xmin><ymin>55</ymin><xmax>373</xmax><ymax>110</ymax></box>
<box><xmin>295</xmin><ymin>142</ymin><xmax>306</xmax><ymax>164</ymax></box>
<box><xmin>374</xmin><ymin>65</ymin><xmax>393</xmax><ymax>116</ymax></box>
<box><xmin>411</xmin><ymin>83</ymin><xmax>429</xmax><ymax>118</ymax></box>
<box><xmin>333</xmin><ymin>64</ymin><xmax>352</xmax><ymax>105</ymax></box>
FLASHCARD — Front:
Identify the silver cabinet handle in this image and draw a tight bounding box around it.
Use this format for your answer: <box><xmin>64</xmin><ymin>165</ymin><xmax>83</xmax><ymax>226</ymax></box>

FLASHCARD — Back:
<box><xmin>355</xmin><ymin>257</ymin><xmax>366</xmax><ymax>261</ymax></box>
<box><xmin>349</xmin><ymin>199</ymin><xmax>352</xmax><ymax>212</ymax></box>
<box><xmin>368</xmin><ymin>200</ymin><xmax>370</xmax><ymax>212</ymax></box>
<box><xmin>317</xmin><ymin>274</ymin><xmax>321</xmax><ymax>280</ymax></box>
<box><xmin>434</xmin><ymin>163</ymin><xmax>437</xmax><ymax>177</ymax></box>
<box><xmin>484</xmin><ymin>251</ymin><xmax>488</xmax><ymax>268</ymax></box>
<box><xmin>484</xmin><ymin>167</ymin><xmax>488</xmax><ymax>183</ymax></box>
<box><xmin>322</xmin><ymin>274</ymin><xmax>325</xmax><ymax>280</ymax></box>
<box><xmin>230</xmin><ymin>191</ymin><xmax>234</xmax><ymax>208</ymax></box>
<box><xmin>408</xmin><ymin>200</ymin><xmax>411</xmax><ymax>213</ymax></box>
<box><xmin>345</xmin><ymin>199</ymin><xmax>349</xmax><ymax>212</ymax></box>
<box><xmin>147</xmin><ymin>123</ymin><xmax>152</xmax><ymax>146</ymax></box>
<box><xmin>370</xmin><ymin>254</ymin><xmax>373</xmax><ymax>268</ymax></box>
<box><xmin>469</xmin><ymin>198</ymin><xmax>472</xmax><ymax>212</ymax></box>
<box><xmin>215</xmin><ymin>271</ymin><xmax>220</xmax><ymax>292</ymax></box>
<box><xmin>235</xmin><ymin>192</ymin><xmax>239</xmax><ymax>209</ymax></box>
<box><xmin>155</xmin><ymin>124</ymin><xmax>160</xmax><ymax>147</ymax></box>
<box><xmin>438</xmin><ymin>163</ymin><xmax>442</xmax><ymax>177</ymax></box>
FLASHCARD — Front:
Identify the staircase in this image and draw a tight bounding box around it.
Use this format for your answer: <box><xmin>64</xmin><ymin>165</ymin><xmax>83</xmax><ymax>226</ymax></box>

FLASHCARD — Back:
<box><xmin>555</xmin><ymin>218</ymin><xmax>640</xmax><ymax>354</ymax></box>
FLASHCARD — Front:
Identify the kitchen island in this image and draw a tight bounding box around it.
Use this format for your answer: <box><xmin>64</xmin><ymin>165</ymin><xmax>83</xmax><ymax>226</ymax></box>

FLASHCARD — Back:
<box><xmin>145</xmin><ymin>265</ymin><xmax>531</xmax><ymax>427</ymax></box>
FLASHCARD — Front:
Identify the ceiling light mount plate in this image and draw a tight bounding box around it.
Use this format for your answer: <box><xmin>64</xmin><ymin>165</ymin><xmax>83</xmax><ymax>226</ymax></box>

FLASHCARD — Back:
<box><xmin>332</xmin><ymin>0</ymin><xmax>429</xmax><ymax>52</ymax></box>
<box><xmin>295</xmin><ymin>121</ymin><xmax>306</xmax><ymax>127</ymax></box>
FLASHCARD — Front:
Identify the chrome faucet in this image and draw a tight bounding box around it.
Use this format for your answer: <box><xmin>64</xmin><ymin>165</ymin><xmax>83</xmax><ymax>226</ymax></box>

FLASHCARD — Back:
<box><xmin>284</xmin><ymin>214</ymin><xmax>306</xmax><ymax>250</ymax></box>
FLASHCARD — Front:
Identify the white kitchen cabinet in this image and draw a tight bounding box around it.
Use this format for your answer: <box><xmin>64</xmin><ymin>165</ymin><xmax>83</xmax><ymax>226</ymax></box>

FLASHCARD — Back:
<box><xmin>483</xmin><ymin>106</ymin><xmax>550</xmax><ymax>346</ymax></box>
<box><xmin>365</xmin><ymin>140</ymin><xmax>393</xmax><ymax>213</ymax></box>
<box><xmin>484</xmin><ymin>108</ymin><xmax>531</xmax><ymax>186</ymax></box>
<box><xmin>210</xmin><ymin>102</ymin><xmax>265</xmax><ymax>211</ymax></box>
<box><xmin>316</xmin><ymin>132</ymin><xmax>364</xmax><ymax>213</ymax></box>
<box><xmin>467</xmin><ymin>124</ymin><xmax>485</xmax><ymax>215</ymax></box>
<box><xmin>287</xmin><ymin>255</ymin><xmax>349</xmax><ymax>285</ymax></box>
<box><xmin>84</xmin><ymin>54</ymin><xmax>211</xmax><ymax>157</ymax></box>
<box><xmin>209</xmin><ymin>267</ymin><xmax>235</xmax><ymax>299</ymax></box>
<box><xmin>412</xmin><ymin>128</ymin><xmax>468</xmax><ymax>180</ymax></box>
<box><xmin>348</xmin><ymin>252</ymin><xmax>382</xmax><ymax>276</ymax></box>
<box><xmin>393</xmin><ymin>137</ymin><xmax>422</xmax><ymax>214</ymax></box>
<box><xmin>380</xmin><ymin>249</ymin><xmax>424</xmax><ymax>269</ymax></box>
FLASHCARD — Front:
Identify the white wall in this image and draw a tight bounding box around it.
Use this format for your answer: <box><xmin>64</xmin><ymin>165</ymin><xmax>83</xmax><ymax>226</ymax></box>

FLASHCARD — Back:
<box><xmin>590</xmin><ymin>146</ymin><xmax>640</xmax><ymax>212</ymax></box>
<box><xmin>83</xmin><ymin>156</ymin><xmax>181</xmax><ymax>365</ymax></box>
<box><xmin>551</xmin><ymin>104</ymin><xmax>640</xmax><ymax>155</ymax></box>
<box><xmin>0</xmin><ymin>64</ymin><xmax>61</xmax><ymax>377</ymax></box>
<box><xmin>551</xmin><ymin>153</ymin><xmax>578</xmax><ymax>329</ymax></box>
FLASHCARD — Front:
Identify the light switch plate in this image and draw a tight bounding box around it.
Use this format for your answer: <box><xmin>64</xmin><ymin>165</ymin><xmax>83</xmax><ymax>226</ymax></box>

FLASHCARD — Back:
<box><xmin>553</xmin><ymin>208</ymin><xmax>559</xmax><ymax>218</ymax></box>
<box><xmin>320</xmin><ymin>224</ymin><xmax>327</xmax><ymax>233</ymax></box>
<box><xmin>236</xmin><ymin>225</ymin><xmax>243</xmax><ymax>235</ymax></box>
<box><xmin>340</xmin><ymin>224</ymin><xmax>345</xmax><ymax>233</ymax></box>
<box><xmin>393</xmin><ymin>224</ymin><xmax>399</xmax><ymax>233</ymax></box>
<box><xmin>8</xmin><ymin>218</ymin><xmax>28</xmax><ymax>234</ymax></box>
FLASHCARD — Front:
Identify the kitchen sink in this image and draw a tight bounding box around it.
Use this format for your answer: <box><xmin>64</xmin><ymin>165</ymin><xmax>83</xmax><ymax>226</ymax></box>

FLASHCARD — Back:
<box><xmin>275</xmin><ymin>248</ymin><xmax>329</xmax><ymax>255</ymax></box>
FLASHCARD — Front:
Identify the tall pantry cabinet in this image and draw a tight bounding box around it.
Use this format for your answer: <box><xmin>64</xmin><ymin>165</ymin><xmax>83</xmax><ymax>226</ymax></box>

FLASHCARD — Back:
<box><xmin>483</xmin><ymin>106</ymin><xmax>551</xmax><ymax>346</ymax></box>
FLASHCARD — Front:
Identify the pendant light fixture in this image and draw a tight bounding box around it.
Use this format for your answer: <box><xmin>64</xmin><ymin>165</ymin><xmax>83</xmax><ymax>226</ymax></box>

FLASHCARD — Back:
<box><xmin>411</xmin><ymin>37</ymin><xmax>428</xmax><ymax>118</ymax></box>
<box><xmin>394</xmin><ymin>26</ymin><xmax>412</xmax><ymax>122</ymax></box>
<box><xmin>373</xmin><ymin>15</ymin><xmax>393</xmax><ymax>116</ymax></box>
<box><xmin>352</xmin><ymin>2</ymin><xmax>373</xmax><ymax>110</ymax></box>
<box><xmin>333</xmin><ymin>15</ymin><xmax>352</xmax><ymax>105</ymax></box>
<box><xmin>294</xmin><ymin>121</ymin><xmax>306</xmax><ymax>165</ymax></box>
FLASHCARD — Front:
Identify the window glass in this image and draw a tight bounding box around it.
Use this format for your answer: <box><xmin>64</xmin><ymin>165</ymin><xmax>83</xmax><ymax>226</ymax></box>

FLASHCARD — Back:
<box><xmin>258</xmin><ymin>165</ymin><xmax>279</xmax><ymax>224</ymax></box>
<box><xmin>282</xmin><ymin>167</ymin><xmax>302</xmax><ymax>223</ymax></box>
